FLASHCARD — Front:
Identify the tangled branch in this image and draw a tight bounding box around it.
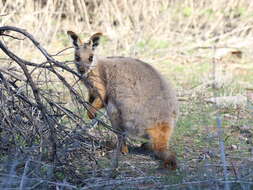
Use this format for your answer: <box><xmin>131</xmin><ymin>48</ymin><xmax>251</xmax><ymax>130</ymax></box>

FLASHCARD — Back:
<box><xmin>0</xmin><ymin>26</ymin><xmax>116</xmax><ymax>184</ymax></box>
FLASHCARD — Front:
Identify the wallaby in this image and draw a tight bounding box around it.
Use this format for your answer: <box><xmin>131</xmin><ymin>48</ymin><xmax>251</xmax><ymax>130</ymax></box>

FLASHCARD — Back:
<box><xmin>67</xmin><ymin>31</ymin><xmax>179</xmax><ymax>169</ymax></box>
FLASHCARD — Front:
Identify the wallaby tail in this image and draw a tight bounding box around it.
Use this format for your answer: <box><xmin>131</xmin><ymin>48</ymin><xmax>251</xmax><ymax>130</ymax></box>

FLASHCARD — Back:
<box><xmin>146</xmin><ymin>121</ymin><xmax>177</xmax><ymax>170</ymax></box>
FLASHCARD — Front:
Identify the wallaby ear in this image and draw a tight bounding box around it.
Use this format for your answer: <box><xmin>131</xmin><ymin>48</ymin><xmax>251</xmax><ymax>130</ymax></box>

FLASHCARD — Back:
<box><xmin>67</xmin><ymin>30</ymin><xmax>82</xmax><ymax>48</ymax></box>
<box><xmin>88</xmin><ymin>32</ymin><xmax>103</xmax><ymax>50</ymax></box>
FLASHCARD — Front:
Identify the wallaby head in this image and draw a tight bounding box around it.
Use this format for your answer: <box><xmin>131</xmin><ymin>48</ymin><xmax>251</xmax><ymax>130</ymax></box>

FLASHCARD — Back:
<box><xmin>67</xmin><ymin>31</ymin><xmax>102</xmax><ymax>74</ymax></box>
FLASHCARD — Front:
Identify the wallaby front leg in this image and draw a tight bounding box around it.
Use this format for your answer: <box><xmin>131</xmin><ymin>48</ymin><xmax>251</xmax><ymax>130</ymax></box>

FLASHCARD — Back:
<box><xmin>87</xmin><ymin>82</ymin><xmax>106</xmax><ymax>119</ymax></box>
<box><xmin>87</xmin><ymin>97</ymin><xmax>104</xmax><ymax>119</ymax></box>
<box><xmin>87</xmin><ymin>91</ymin><xmax>95</xmax><ymax>104</ymax></box>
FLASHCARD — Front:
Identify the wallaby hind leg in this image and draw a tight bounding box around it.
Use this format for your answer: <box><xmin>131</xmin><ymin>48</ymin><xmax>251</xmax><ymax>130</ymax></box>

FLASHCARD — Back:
<box><xmin>106</xmin><ymin>101</ymin><xmax>128</xmax><ymax>177</ymax></box>
<box><xmin>104</xmin><ymin>136</ymin><xmax>128</xmax><ymax>154</ymax></box>
<box><xmin>146</xmin><ymin>122</ymin><xmax>177</xmax><ymax>170</ymax></box>
<box><xmin>106</xmin><ymin>100</ymin><xmax>128</xmax><ymax>154</ymax></box>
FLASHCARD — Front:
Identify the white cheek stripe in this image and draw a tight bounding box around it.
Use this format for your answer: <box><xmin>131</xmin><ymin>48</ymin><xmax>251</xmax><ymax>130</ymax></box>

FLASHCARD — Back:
<box><xmin>85</xmin><ymin>55</ymin><xmax>98</xmax><ymax>77</ymax></box>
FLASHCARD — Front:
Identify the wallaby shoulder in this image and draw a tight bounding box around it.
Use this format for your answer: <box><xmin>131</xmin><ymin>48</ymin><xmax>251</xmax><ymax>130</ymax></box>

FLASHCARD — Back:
<box><xmin>95</xmin><ymin>56</ymin><xmax>164</xmax><ymax>79</ymax></box>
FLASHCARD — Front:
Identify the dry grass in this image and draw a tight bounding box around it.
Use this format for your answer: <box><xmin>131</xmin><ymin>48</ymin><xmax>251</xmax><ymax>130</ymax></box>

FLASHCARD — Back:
<box><xmin>0</xmin><ymin>0</ymin><xmax>253</xmax><ymax>189</ymax></box>
<box><xmin>1</xmin><ymin>0</ymin><xmax>253</xmax><ymax>57</ymax></box>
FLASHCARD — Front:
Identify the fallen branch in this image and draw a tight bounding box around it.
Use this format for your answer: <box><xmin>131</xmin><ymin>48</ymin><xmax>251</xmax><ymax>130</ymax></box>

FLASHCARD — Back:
<box><xmin>206</xmin><ymin>95</ymin><xmax>247</xmax><ymax>108</ymax></box>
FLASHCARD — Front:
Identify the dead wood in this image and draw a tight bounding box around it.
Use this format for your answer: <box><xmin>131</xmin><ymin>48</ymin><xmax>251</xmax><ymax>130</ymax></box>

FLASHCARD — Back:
<box><xmin>0</xmin><ymin>26</ymin><xmax>118</xmax><ymax>184</ymax></box>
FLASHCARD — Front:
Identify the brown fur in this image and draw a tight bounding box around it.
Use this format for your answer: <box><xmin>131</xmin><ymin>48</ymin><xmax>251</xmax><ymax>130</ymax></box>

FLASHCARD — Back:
<box><xmin>67</xmin><ymin>31</ymin><xmax>179</xmax><ymax>169</ymax></box>
<box><xmin>146</xmin><ymin>122</ymin><xmax>177</xmax><ymax>170</ymax></box>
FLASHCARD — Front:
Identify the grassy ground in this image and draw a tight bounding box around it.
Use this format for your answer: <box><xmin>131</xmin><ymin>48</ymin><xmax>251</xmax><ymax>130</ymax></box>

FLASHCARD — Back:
<box><xmin>1</xmin><ymin>0</ymin><xmax>253</xmax><ymax>189</ymax></box>
<box><xmin>49</xmin><ymin>33</ymin><xmax>253</xmax><ymax>189</ymax></box>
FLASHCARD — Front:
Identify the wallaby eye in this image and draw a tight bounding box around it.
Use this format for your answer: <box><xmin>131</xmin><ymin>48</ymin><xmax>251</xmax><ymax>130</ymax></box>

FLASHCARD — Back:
<box><xmin>88</xmin><ymin>55</ymin><xmax>94</xmax><ymax>62</ymax></box>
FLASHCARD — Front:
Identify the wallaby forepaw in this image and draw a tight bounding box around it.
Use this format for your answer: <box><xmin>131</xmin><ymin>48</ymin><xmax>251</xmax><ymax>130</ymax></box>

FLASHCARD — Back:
<box><xmin>87</xmin><ymin>111</ymin><xmax>96</xmax><ymax>119</ymax></box>
<box><xmin>164</xmin><ymin>155</ymin><xmax>177</xmax><ymax>170</ymax></box>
